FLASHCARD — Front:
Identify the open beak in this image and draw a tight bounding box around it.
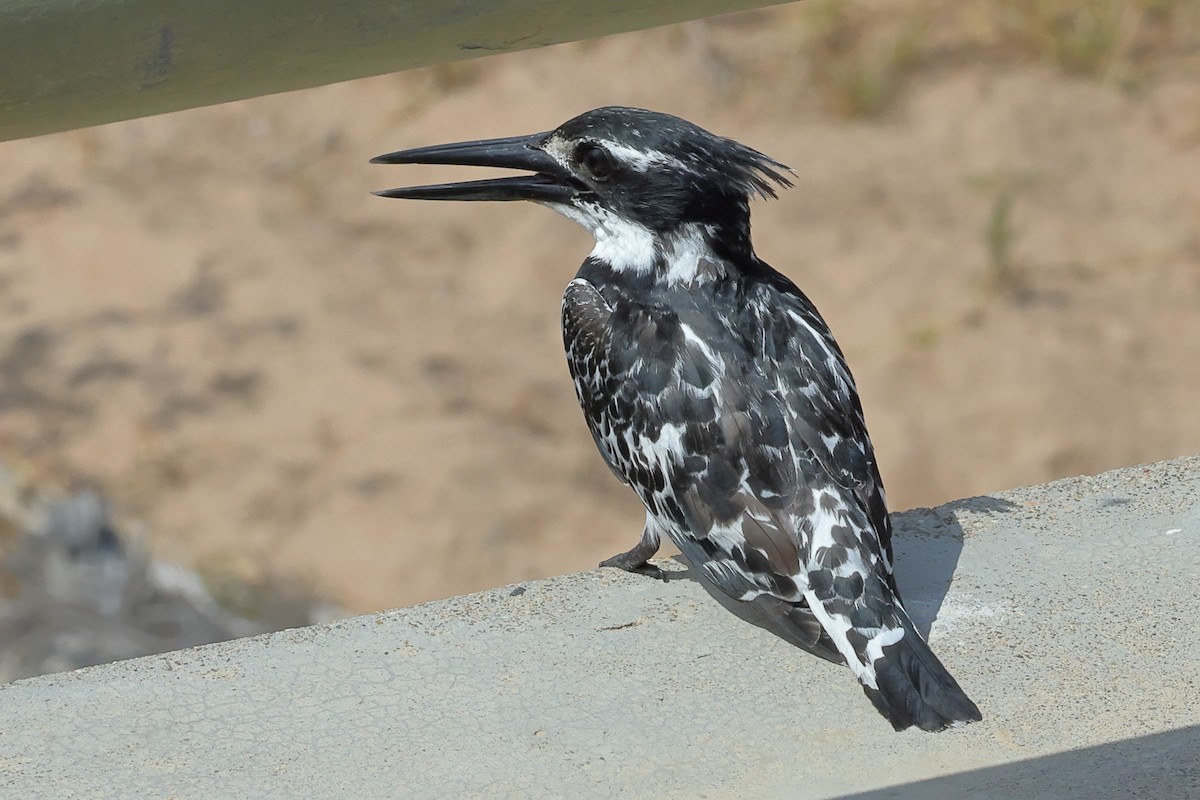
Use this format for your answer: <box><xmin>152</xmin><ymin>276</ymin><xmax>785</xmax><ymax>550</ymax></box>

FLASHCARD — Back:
<box><xmin>371</xmin><ymin>132</ymin><xmax>576</xmax><ymax>203</ymax></box>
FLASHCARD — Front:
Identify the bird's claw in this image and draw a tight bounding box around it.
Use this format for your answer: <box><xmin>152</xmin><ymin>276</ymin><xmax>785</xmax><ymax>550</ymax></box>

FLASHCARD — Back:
<box><xmin>599</xmin><ymin>554</ymin><xmax>666</xmax><ymax>581</ymax></box>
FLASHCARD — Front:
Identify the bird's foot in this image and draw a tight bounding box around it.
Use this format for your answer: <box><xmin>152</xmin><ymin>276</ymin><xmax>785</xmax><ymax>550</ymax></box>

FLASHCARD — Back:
<box><xmin>599</xmin><ymin>551</ymin><xmax>665</xmax><ymax>581</ymax></box>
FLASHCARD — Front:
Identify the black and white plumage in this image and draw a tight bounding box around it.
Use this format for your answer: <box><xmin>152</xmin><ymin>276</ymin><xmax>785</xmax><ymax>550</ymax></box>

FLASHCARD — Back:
<box><xmin>372</xmin><ymin>107</ymin><xmax>982</xmax><ymax>732</ymax></box>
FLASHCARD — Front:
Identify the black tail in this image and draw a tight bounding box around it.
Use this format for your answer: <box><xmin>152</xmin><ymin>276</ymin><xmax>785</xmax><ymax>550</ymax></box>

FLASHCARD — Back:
<box><xmin>863</xmin><ymin>614</ymin><xmax>982</xmax><ymax>732</ymax></box>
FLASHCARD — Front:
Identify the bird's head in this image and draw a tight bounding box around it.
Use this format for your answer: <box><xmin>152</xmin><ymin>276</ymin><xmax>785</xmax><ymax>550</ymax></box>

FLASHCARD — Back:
<box><xmin>373</xmin><ymin>106</ymin><xmax>792</xmax><ymax>275</ymax></box>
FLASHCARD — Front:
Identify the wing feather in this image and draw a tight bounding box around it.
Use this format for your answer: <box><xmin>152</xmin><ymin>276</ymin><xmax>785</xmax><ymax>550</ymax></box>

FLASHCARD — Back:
<box><xmin>563</xmin><ymin>268</ymin><xmax>894</xmax><ymax>651</ymax></box>
<box><xmin>562</xmin><ymin>279</ymin><xmax>626</xmax><ymax>484</ymax></box>
<box><xmin>757</xmin><ymin>268</ymin><xmax>898</xmax><ymax>592</ymax></box>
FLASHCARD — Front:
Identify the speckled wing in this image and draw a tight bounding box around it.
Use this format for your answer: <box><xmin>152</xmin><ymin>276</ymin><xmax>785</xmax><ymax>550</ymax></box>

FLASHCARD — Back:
<box><xmin>758</xmin><ymin>273</ymin><xmax>899</xmax><ymax>596</ymax></box>
<box><xmin>562</xmin><ymin>274</ymin><xmax>839</xmax><ymax>657</ymax></box>
<box><xmin>562</xmin><ymin>270</ymin><xmax>900</xmax><ymax>667</ymax></box>
<box><xmin>561</xmin><ymin>278</ymin><xmax>629</xmax><ymax>485</ymax></box>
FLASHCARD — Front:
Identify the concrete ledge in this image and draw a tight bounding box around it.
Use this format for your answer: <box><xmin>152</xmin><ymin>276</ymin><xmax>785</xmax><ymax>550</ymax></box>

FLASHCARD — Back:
<box><xmin>1</xmin><ymin>457</ymin><xmax>1198</xmax><ymax>798</ymax></box>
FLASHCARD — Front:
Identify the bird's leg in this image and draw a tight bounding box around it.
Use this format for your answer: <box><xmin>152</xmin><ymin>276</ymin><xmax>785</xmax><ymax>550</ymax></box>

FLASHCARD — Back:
<box><xmin>599</xmin><ymin>515</ymin><xmax>664</xmax><ymax>580</ymax></box>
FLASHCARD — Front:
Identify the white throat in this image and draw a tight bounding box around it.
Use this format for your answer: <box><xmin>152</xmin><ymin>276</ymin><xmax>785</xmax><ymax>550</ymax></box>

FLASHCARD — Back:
<box><xmin>542</xmin><ymin>200</ymin><xmax>724</xmax><ymax>286</ymax></box>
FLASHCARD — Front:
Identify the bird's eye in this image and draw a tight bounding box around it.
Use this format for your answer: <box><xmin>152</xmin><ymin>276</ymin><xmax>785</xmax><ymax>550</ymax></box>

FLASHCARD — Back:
<box><xmin>579</xmin><ymin>145</ymin><xmax>614</xmax><ymax>181</ymax></box>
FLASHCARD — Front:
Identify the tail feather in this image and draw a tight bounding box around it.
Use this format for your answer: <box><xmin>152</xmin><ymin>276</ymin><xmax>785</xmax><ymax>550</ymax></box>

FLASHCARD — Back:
<box><xmin>751</xmin><ymin>595</ymin><xmax>845</xmax><ymax>665</ymax></box>
<box><xmin>863</xmin><ymin>615</ymin><xmax>982</xmax><ymax>732</ymax></box>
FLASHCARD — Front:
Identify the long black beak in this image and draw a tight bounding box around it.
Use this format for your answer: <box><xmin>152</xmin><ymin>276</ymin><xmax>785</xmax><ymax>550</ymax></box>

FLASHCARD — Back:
<box><xmin>371</xmin><ymin>132</ymin><xmax>576</xmax><ymax>203</ymax></box>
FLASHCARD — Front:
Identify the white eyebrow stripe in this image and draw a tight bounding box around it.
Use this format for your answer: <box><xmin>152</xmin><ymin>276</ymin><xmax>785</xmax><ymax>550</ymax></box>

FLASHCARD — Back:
<box><xmin>604</xmin><ymin>142</ymin><xmax>687</xmax><ymax>172</ymax></box>
<box><xmin>539</xmin><ymin>134</ymin><xmax>687</xmax><ymax>175</ymax></box>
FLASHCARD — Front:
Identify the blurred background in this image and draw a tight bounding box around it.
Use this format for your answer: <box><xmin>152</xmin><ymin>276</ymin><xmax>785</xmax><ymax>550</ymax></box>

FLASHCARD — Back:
<box><xmin>1</xmin><ymin>0</ymin><xmax>1198</xmax><ymax>677</ymax></box>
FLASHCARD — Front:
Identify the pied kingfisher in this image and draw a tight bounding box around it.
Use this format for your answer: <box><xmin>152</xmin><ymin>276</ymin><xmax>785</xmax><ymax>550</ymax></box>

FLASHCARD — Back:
<box><xmin>372</xmin><ymin>106</ymin><xmax>981</xmax><ymax>732</ymax></box>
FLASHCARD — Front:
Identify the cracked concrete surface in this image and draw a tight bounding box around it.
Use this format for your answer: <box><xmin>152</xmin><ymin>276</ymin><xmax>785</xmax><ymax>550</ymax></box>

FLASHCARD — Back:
<box><xmin>1</xmin><ymin>457</ymin><xmax>1198</xmax><ymax>798</ymax></box>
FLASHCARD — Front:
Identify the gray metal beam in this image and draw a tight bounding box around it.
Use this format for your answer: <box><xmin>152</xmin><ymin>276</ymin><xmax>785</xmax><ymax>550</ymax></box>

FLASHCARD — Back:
<box><xmin>0</xmin><ymin>0</ymin><xmax>793</xmax><ymax>143</ymax></box>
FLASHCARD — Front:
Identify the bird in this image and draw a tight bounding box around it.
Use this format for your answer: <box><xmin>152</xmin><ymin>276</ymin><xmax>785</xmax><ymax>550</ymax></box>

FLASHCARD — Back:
<box><xmin>371</xmin><ymin>106</ymin><xmax>982</xmax><ymax>732</ymax></box>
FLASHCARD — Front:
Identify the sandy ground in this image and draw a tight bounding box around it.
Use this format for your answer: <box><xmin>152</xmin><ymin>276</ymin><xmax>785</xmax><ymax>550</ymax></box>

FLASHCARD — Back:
<box><xmin>1</xmin><ymin>4</ymin><xmax>1198</xmax><ymax>612</ymax></box>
